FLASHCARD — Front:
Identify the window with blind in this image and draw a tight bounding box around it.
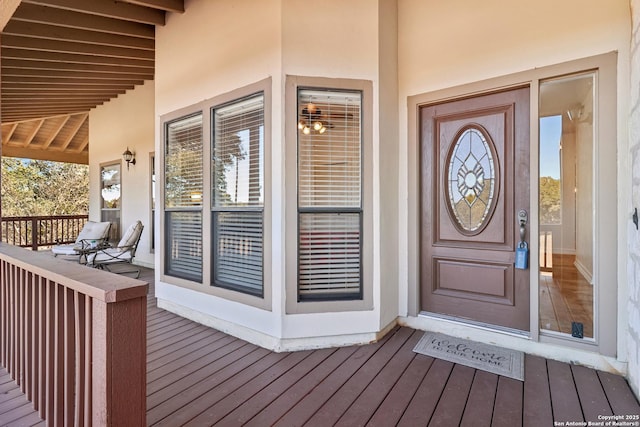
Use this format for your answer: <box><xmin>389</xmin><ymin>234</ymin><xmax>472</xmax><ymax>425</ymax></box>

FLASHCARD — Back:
<box><xmin>297</xmin><ymin>89</ymin><xmax>362</xmax><ymax>300</ymax></box>
<box><xmin>164</xmin><ymin>113</ymin><xmax>203</xmax><ymax>282</ymax></box>
<box><xmin>212</xmin><ymin>94</ymin><xmax>264</xmax><ymax>296</ymax></box>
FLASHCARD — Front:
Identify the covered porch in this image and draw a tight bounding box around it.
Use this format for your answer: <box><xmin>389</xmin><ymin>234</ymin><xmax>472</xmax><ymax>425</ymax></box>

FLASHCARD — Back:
<box><xmin>1</xmin><ymin>265</ymin><xmax>638</xmax><ymax>426</ymax></box>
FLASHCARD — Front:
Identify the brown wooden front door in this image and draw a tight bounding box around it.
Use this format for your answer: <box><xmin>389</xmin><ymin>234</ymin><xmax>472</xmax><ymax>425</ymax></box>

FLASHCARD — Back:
<box><xmin>420</xmin><ymin>87</ymin><xmax>530</xmax><ymax>331</ymax></box>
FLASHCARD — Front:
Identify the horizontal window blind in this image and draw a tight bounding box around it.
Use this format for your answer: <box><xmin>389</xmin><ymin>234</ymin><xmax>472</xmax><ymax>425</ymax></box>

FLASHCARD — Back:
<box><xmin>165</xmin><ymin>113</ymin><xmax>203</xmax><ymax>282</ymax></box>
<box><xmin>212</xmin><ymin>93</ymin><xmax>264</xmax><ymax>296</ymax></box>
<box><xmin>297</xmin><ymin>89</ymin><xmax>363</xmax><ymax>300</ymax></box>
<box><xmin>299</xmin><ymin>213</ymin><xmax>361</xmax><ymax>297</ymax></box>
<box><xmin>165</xmin><ymin>211</ymin><xmax>202</xmax><ymax>282</ymax></box>
<box><xmin>298</xmin><ymin>90</ymin><xmax>361</xmax><ymax>208</ymax></box>
<box><xmin>165</xmin><ymin>114</ymin><xmax>203</xmax><ymax>208</ymax></box>
<box><xmin>213</xmin><ymin>95</ymin><xmax>264</xmax><ymax>207</ymax></box>
<box><xmin>213</xmin><ymin>211</ymin><xmax>263</xmax><ymax>296</ymax></box>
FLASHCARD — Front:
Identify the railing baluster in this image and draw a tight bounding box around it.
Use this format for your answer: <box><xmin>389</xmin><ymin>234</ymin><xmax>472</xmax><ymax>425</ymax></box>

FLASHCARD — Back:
<box><xmin>18</xmin><ymin>268</ymin><xmax>25</xmax><ymax>392</ymax></box>
<box><xmin>37</xmin><ymin>276</ymin><xmax>46</xmax><ymax>418</ymax></box>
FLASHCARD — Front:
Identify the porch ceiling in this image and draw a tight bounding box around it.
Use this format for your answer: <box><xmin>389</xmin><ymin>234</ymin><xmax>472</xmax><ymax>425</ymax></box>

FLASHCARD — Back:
<box><xmin>0</xmin><ymin>0</ymin><xmax>185</xmax><ymax>164</ymax></box>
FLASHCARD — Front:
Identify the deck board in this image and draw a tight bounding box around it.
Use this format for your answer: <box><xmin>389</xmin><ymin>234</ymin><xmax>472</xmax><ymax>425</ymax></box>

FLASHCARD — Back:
<box><xmin>304</xmin><ymin>327</ymin><xmax>414</xmax><ymax>427</ymax></box>
<box><xmin>573</xmin><ymin>364</ymin><xmax>613</xmax><ymax>421</ymax></box>
<box><xmin>492</xmin><ymin>376</ymin><xmax>524</xmax><ymax>427</ymax></box>
<box><xmin>599</xmin><ymin>370</ymin><xmax>640</xmax><ymax>415</ymax></box>
<box><xmin>523</xmin><ymin>354</ymin><xmax>554</xmax><ymax>427</ymax></box>
<box><xmin>1</xmin><ymin>266</ymin><xmax>639</xmax><ymax>426</ymax></box>
<box><xmin>333</xmin><ymin>330</ymin><xmax>422</xmax><ymax>426</ymax></box>
<box><xmin>548</xmin><ymin>359</ymin><xmax>584</xmax><ymax>422</ymax></box>
<box><xmin>397</xmin><ymin>357</ymin><xmax>455</xmax><ymax>426</ymax></box>
<box><xmin>367</xmin><ymin>354</ymin><xmax>435</xmax><ymax>426</ymax></box>
<box><xmin>429</xmin><ymin>363</ymin><xmax>475</xmax><ymax>427</ymax></box>
<box><xmin>460</xmin><ymin>370</ymin><xmax>499</xmax><ymax>426</ymax></box>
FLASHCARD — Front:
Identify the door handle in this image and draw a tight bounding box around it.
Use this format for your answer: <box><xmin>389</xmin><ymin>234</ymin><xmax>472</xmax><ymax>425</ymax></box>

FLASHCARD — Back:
<box><xmin>515</xmin><ymin>209</ymin><xmax>529</xmax><ymax>269</ymax></box>
<box><xmin>518</xmin><ymin>209</ymin><xmax>528</xmax><ymax>244</ymax></box>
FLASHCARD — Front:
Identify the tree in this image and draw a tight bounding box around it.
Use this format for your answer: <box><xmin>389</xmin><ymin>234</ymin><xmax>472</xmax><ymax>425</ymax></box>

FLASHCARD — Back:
<box><xmin>539</xmin><ymin>176</ymin><xmax>561</xmax><ymax>224</ymax></box>
<box><xmin>1</xmin><ymin>158</ymin><xmax>89</xmax><ymax>217</ymax></box>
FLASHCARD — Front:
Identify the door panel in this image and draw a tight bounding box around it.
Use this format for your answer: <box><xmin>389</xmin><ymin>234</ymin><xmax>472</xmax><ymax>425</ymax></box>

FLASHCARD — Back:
<box><xmin>420</xmin><ymin>87</ymin><xmax>530</xmax><ymax>331</ymax></box>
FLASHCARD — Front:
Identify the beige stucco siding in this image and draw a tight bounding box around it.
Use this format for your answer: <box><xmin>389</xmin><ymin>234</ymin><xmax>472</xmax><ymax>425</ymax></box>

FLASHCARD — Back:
<box><xmin>89</xmin><ymin>80</ymin><xmax>155</xmax><ymax>268</ymax></box>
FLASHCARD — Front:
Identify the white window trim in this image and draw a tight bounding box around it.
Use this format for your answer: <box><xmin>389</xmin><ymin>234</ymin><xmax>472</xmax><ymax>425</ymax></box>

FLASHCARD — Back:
<box><xmin>159</xmin><ymin>78</ymin><xmax>272</xmax><ymax>311</ymax></box>
<box><xmin>285</xmin><ymin>75</ymin><xmax>374</xmax><ymax>314</ymax></box>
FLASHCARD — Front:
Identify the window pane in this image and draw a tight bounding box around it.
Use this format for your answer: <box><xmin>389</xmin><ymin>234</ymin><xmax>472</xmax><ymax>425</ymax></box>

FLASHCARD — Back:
<box><xmin>213</xmin><ymin>95</ymin><xmax>264</xmax><ymax>207</ymax></box>
<box><xmin>538</xmin><ymin>73</ymin><xmax>594</xmax><ymax>339</ymax></box>
<box><xmin>165</xmin><ymin>113</ymin><xmax>203</xmax><ymax>282</ymax></box>
<box><xmin>165</xmin><ymin>211</ymin><xmax>202</xmax><ymax>282</ymax></box>
<box><xmin>101</xmin><ymin>164</ymin><xmax>121</xmax><ymax>209</ymax></box>
<box><xmin>297</xmin><ymin>88</ymin><xmax>363</xmax><ymax>301</ymax></box>
<box><xmin>100</xmin><ymin>163</ymin><xmax>121</xmax><ymax>241</ymax></box>
<box><xmin>165</xmin><ymin>114</ymin><xmax>203</xmax><ymax>207</ymax></box>
<box><xmin>446</xmin><ymin>127</ymin><xmax>496</xmax><ymax>232</ymax></box>
<box><xmin>213</xmin><ymin>211</ymin><xmax>263</xmax><ymax>296</ymax></box>
<box><xmin>211</xmin><ymin>94</ymin><xmax>264</xmax><ymax>296</ymax></box>
<box><xmin>298</xmin><ymin>90</ymin><xmax>361</xmax><ymax>208</ymax></box>
<box><xmin>299</xmin><ymin>213</ymin><xmax>361</xmax><ymax>299</ymax></box>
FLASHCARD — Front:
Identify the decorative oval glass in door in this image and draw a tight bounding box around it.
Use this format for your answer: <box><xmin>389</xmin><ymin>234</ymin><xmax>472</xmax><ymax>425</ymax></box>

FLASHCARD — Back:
<box><xmin>446</xmin><ymin>125</ymin><xmax>498</xmax><ymax>234</ymax></box>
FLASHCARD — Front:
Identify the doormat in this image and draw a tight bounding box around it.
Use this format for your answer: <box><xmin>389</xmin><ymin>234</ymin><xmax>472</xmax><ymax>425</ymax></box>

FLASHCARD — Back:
<box><xmin>413</xmin><ymin>332</ymin><xmax>524</xmax><ymax>381</ymax></box>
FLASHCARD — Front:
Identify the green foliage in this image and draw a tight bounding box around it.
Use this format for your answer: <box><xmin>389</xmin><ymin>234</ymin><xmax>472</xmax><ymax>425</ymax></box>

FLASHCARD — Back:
<box><xmin>540</xmin><ymin>176</ymin><xmax>561</xmax><ymax>224</ymax></box>
<box><xmin>1</xmin><ymin>158</ymin><xmax>89</xmax><ymax>217</ymax></box>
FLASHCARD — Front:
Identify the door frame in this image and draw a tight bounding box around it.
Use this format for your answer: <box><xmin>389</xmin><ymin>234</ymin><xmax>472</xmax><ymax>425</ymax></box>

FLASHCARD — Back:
<box><xmin>407</xmin><ymin>52</ymin><xmax>617</xmax><ymax>356</ymax></box>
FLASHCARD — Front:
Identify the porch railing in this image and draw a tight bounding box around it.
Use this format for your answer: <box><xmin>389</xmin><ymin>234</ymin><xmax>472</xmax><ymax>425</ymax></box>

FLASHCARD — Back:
<box><xmin>0</xmin><ymin>243</ymin><xmax>147</xmax><ymax>426</ymax></box>
<box><xmin>1</xmin><ymin>215</ymin><xmax>89</xmax><ymax>251</ymax></box>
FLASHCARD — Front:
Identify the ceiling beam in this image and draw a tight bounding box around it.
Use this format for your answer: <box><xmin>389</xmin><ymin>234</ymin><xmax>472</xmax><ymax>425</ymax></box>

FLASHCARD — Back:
<box><xmin>121</xmin><ymin>0</ymin><xmax>184</xmax><ymax>14</ymax></box>
<box><xmin>11</xmin><ymin>3</ymin><xmax>155</xmax><ymax>38</ymax></box>
<box><xmin>3</xmin><ymin>94</ymin><xmax>117</xmax><ymax>101</ymax></box>
<box><xmin>1</xmin><ymin>59</ymin><xmax>153</xmax><ymax>75</ymax></box>
<box><xmin>2</xmin><ymin>104</ymin><xmax>95</xmax><ymax>111</ymax></box>
<box><xmin>2</xmin><ymin>47</ymin><xmax>154</xmax><ymax>68</ymax></box>
<box><xmin>43</xmin><ymin>115</ymin><xmax>70</xmax><ymax>149</ymax></box>
<box><xmin>2</xmin><ymin>67</ymin><xmax>154</xmax><ymax>80</ymax></box>
<box><xmin>3</xmin><ymin>75</ymin><xmax>145</xmax><ymax>86</ymax></box>
<box><xmin>1</xmin><ymin>144</ymin><xmax>88</xmax><ymax>164</ymax></box>
<box><xmin>3</xmin><ymin>82</ymin><xmax>136</xmax><ymax>90</ymax></box>
<box><xmin>59</xmin><ymin>113</ymin><xmax>86</xmax><ymax>151</ymax></box>
<box><xmin>3</xmin><ymin>21</ymin><xmax>155</xmax><ymax>51</ymax></box>
<box><xmin>23</xmin><ymin>0</ymin><xmax>166</xmax><ymax>26</ymax></box>
<box><xmin>2</xmin><ymin>123</ymin><xmax>19</xmax><ymax>143</ymax></box>
<box><xmin>2</xmin><ymin>35</ymin><xmax>155</xmax><ymax>60</ymax></box>
<box><xmin>23</xmin><ymin>119</ymin><xmax>45</xmax><ymax>147</ymax></box>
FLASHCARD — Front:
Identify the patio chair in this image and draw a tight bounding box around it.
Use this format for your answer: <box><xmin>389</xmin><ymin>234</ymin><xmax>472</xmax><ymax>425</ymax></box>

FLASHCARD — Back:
<box><xmin>51</xmin><ymin>220</ymin><xmax>111</xmax><ymax>262</ymax></box>
<box><xmin>88</xmin><ymin>220</ymin><xmax>144</xmax><ymax>278</ymax></box>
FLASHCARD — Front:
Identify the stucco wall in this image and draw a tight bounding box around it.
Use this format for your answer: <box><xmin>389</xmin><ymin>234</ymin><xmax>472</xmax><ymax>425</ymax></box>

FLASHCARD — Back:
<box><xmin>89</xmin><ymin>80</ymin><xmax>155</xmax><ymax>268</ymax></box>
<box><xmin>153</xmin><ymin>0</ymin><xmax>397</xmax><ymax>347</ymax></box>
<box><xmin>629</xmin><ymin>0</ymin><xmax>640</xmax><ymax>398</ymax></box>
<box><xmin>151</xmin><ymin>0</ymin><xmax>634</xmax><ymax>359</ymax></box>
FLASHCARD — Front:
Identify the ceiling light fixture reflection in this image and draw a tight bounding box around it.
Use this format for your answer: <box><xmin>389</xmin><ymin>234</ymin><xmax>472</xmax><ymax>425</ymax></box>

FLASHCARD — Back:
<box><xmin>298</xmin><ymin>103</ymin><xmax>329</xmax><ymax>135</ymax></box>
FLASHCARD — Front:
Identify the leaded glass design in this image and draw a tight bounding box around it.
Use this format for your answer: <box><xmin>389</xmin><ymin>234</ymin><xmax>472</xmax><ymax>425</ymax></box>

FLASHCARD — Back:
<box><xmin>447</xmin><ymin>127</ymin><xmax>496</xmax><ymax>232</ymax></box>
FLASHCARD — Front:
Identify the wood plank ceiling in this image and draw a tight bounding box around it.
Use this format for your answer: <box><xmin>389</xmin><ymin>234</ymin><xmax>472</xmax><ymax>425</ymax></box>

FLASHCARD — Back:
<box><xmin>0</xmin><ymin>0</ymin><xmax>185</xmax><ymax>164</ymax></box>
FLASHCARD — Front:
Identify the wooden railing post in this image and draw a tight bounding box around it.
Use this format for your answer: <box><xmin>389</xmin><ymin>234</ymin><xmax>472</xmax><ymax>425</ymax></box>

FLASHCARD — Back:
<box><xmin>31</xmin><ymin>218</ymin><xmax>38</xmax><ymax>251</ymax></box>
<box><xmin>92</xmin><ymin>295</ymin><xmax>147</xmax><ymax>426</ymax></box>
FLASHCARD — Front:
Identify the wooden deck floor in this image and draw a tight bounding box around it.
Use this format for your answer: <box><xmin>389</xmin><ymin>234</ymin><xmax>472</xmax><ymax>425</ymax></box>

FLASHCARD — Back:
<box><xmin>2</xmin><ymin>266</ymin><xmax>639</xmax><ymax>426</ymax></box>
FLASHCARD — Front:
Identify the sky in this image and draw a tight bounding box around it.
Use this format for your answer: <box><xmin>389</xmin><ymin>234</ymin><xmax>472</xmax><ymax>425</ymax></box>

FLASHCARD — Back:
<box><xmin>540</xmin><ymin>115</ymin><xmax>562</xmax><ymax>179</ymax></box>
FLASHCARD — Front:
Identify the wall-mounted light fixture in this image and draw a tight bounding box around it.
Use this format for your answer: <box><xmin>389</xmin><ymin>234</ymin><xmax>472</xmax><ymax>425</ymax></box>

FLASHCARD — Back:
<box><xmin>123</xmin><ymin>147</ymin><xmax>136</xmax><ymax>170</ymax></box>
